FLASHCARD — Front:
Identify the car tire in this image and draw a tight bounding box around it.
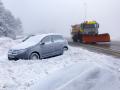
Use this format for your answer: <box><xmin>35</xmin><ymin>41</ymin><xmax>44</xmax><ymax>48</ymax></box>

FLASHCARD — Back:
<box><xmin>29</xmin><ymin>53</ymin><xmax>40</xmax><ymax>60</ymax></box>
<box><xmin>64</xmin><ymin>46</ymin><xmax>68</xmax><ymax>51</ymax></box>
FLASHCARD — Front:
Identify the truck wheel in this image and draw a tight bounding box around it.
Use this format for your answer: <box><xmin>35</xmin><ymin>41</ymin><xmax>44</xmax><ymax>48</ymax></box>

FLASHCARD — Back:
<box><xmin>73</xmin><ymin>39</ymin><xmax>77</xmax><ymax>42</ymax></box>
<box><xmin>72</xmin><ymin>36</ymin><xmax>78</xmax><ymax>42</ymax></box>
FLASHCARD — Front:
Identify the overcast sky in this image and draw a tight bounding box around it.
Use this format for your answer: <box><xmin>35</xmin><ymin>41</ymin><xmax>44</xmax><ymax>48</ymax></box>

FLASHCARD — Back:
<box><xmin>2</xmin><ymin>0</ymin><xmax>120</xmax><ymax>39</ymax></box>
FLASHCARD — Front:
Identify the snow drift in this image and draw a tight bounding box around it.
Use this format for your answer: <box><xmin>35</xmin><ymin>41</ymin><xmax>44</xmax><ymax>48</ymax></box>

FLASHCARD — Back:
<box><xmin>30</xmin><ymin>62</ymin><xmax>120</xmax><ymax>90</ymax></box>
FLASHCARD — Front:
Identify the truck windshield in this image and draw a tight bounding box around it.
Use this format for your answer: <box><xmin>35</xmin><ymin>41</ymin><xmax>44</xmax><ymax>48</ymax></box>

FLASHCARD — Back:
<box><xmin>83</xmin><ymin>24</ymin><xmax>96</xmax><ymax>28</ymax></box>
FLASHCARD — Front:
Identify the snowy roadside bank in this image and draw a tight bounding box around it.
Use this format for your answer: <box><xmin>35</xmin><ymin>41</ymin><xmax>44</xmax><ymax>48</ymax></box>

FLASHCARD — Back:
<box><xmin>0</xmin><ymin>37</ymin><xmax>120</xmax><ymax>90</ymax></box>
<box><xmin>30</xmin><ymin>62</ymin><xmax>120</xmax><ymax>90</ymax></box>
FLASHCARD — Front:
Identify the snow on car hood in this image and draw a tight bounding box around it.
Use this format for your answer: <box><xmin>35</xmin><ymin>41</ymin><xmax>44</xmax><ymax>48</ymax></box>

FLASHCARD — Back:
<box><xmin>11</xmin><ymin>42</ymin><xmax>37</xmax><ymax>50</ymax></box>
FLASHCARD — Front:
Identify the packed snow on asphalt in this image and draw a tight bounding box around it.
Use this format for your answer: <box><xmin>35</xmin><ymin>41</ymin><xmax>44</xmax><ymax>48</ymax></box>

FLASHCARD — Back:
<box><xmin>0</xmin><ymin>37</ymin><xmax>120</xmax><ymax>90</ymax></box>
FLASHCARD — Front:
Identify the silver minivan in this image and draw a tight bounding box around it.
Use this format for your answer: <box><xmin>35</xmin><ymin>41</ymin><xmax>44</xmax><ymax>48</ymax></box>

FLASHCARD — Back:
<box><xmin>8</xmin><ymin>34</ymin><xmax>68</xmax><ymax>60</ymax></box>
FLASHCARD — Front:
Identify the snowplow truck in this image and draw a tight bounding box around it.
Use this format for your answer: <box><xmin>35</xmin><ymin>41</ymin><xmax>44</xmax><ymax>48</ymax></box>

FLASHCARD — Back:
<box><xmin>71</xmin><ymin>21</ymin><xmax>110</xmax><ymax>44</ymax></box>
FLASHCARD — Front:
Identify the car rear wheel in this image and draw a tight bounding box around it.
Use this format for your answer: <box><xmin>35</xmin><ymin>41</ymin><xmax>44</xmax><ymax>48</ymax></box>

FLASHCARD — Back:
<box><xmin>63</xmin><ymin>46</ymin><xmax>68</xmax><ymax>51</ymax></box>
<box><xmin>29</xmin><ymin>53</ymin><xmax>40</xmax><ymax>60</ymax></box>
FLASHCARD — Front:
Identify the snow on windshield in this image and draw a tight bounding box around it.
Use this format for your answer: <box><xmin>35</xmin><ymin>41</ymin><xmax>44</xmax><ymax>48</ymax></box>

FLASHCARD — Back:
<box><xmin>24</xmin><ymin>34</ymin><xmax>46</xmax><ymax>44</ymax></box>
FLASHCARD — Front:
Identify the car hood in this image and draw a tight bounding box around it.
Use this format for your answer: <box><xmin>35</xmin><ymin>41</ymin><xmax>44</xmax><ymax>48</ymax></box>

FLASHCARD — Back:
<box><xmin>11</xmin><ymin>42</ymin><xmax>37</xmax><ymax>50</ymax></box>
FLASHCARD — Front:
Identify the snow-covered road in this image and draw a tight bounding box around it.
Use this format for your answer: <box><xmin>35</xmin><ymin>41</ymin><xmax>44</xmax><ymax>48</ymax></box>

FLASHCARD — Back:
<box><xmin>0</xmin><ymin>37</ymin><xmax>120</xmax><ymax>90</ymax></box>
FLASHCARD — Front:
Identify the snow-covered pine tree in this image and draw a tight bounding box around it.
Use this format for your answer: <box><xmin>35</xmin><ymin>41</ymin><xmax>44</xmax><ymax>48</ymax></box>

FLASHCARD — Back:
<box><xmin>0</xmin><ymin>0</ymin><xmax>23</xmax><ymax>39</ymax></box>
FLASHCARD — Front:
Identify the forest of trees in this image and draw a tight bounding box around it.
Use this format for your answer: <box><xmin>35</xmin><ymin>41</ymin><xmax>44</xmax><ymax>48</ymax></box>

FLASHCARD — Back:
<box><xmin>0</xmin><ymin>0</ymin><xmax>23</xmax><ymax>39</ymax></box>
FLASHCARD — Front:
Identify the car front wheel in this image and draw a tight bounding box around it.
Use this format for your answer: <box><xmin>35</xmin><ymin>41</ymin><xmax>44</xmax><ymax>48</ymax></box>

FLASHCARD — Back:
<box><xmin>29</xmin><ymin>53</ymin><xmax>40</xmax><ymax>60</ymax></box>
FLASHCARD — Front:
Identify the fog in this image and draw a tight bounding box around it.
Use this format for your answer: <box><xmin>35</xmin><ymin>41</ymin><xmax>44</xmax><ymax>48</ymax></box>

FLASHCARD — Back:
<box><xmin>2</xmin><ymin>0</ymin><xmax>120</xmax><ymax>39</ymax></box>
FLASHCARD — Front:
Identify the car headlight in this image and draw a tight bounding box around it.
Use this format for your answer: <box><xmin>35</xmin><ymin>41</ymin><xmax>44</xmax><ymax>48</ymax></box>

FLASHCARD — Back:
<box><xmin>8</xmin><ymin>49</ymin><xmax>27</xmax><ymax>55</ymax></box>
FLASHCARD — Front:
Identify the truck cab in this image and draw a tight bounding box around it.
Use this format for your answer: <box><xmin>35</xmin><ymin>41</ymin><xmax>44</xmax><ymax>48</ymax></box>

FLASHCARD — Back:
<box><xmin>80</xmin><ymin>21</ymin><xmax>99</xmax><ymax>35</ymax></box>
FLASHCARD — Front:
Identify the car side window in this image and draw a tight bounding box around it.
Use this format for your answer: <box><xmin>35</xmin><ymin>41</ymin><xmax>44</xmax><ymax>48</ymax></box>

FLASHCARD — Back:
<box><xmin>53</xmin><ymin>35</ymin><xmax>64</xmax><ymax>42</ymax></box>
<box><xmin>41</xmin><ymin>36</ymin><xmax>51</xmax><ymax>44</ymax></box>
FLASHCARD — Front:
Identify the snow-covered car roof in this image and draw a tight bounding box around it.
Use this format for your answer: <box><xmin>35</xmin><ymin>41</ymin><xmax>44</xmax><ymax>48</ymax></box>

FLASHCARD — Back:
<box><xmin>23</xmin><ymin>33</ymin><xmax>62</xmax><ymax>42</ymax></box>
<box><xmin>11</xmin><ymin>33</ymin><xmax>62</xmax><ymax>50</ymax></box>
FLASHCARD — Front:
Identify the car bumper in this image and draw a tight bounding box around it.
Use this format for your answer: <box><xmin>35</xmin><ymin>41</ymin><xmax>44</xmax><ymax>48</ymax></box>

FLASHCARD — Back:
<box><xmin>8</xmin><ymin>52</ymin><xmax>28</xmax><ymax>60</ymax></box>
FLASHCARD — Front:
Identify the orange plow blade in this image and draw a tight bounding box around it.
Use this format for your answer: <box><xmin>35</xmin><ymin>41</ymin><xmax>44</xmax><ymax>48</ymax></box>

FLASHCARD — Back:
<box><xmin>82</xmin><ymin>33</ymin><xmax>110</xmax><ymax>44</ymax></box>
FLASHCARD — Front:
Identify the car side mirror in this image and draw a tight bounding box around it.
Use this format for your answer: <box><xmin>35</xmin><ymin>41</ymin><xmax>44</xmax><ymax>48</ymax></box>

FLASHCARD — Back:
<box><xmin>41</xmin><ymin>42</ymin><xmax>45</xmax><ymax>45</ymax></box>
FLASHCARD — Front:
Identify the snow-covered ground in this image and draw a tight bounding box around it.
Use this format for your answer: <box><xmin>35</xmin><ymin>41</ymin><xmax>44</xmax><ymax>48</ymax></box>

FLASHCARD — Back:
<box><xmin>30</xmin><ymin>62</ymin><xmax>120</xmax><ymax>90</ymax></box>
<box><xmin>0</xmin><ymin>37</ymin><xmax>120</xmax><ymax>90</ymax></box>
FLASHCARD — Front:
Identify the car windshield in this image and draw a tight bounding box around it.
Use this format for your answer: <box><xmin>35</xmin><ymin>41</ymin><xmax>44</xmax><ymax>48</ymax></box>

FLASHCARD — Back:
<box><xmin>23</xmin><ymin>35</ymin><xmax>43</xmax><ymax>44</ymax></box>
<box><xmin>22</xmin><ymin>35</ymin><xmax>35</xmax><ymax>42</ymax></box>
